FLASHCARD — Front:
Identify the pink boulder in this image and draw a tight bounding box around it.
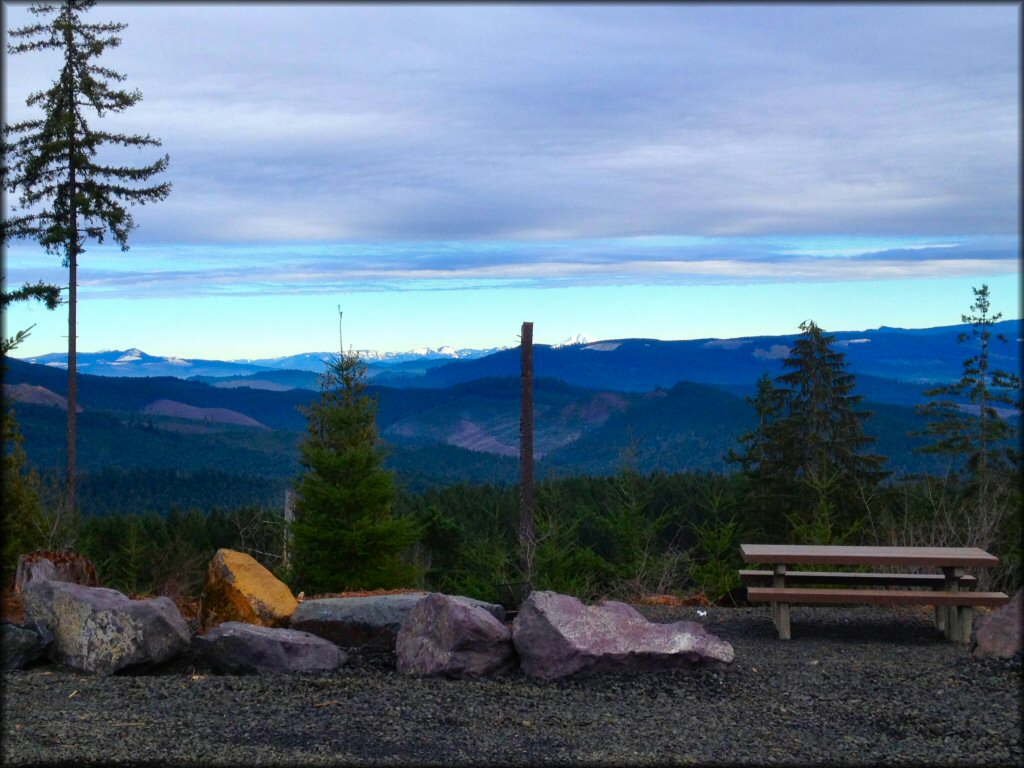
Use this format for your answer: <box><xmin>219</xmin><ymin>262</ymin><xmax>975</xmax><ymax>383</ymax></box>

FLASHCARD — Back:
<box><xmin>396</xmin><ymin>593</ymin><xmax>516</xmax><ymax>679</ymax></box>
<box><xmin>972</xmin><ymin>588</ymin><xmax>1022</xmax><ymax>658</ymax></box>
<box><xmin>512</xmin><ymin>590</ymin><xmax>734</xmax><ymax>681</ymax></box>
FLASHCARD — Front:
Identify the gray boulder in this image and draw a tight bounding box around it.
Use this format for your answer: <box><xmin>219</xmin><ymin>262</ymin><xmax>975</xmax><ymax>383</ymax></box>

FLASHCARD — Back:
<box><xmin>396</xmin><ymin>593</ymin><xmax>516</xmax><ymax>679</ymax></box>
<box><xmin>973</xmin><ymin>588</ymin><xmax>1022</xmax><ymax>658</ymax></box>
<box><xmin>512</xmin><ymin>590</ymin><xmax>735</xmax><ymax>681</ymax></box>
<box><xmin>23</xmin><ymin>580</ymin><xmax>190</xmax><ymax>676</ymax></box>
<box><xmin>291</xmin><ymin>592</ymin><xmax>505</xmax><ymax>650</ymax></box>
<box><xmin>2</xmin><ymin>621</ymin><xmax>53</xmax><ymax>671</ymax></box>
<box><xmin>196</xmin><ymin>621</ymin><xmax>348</xmax><ymax>674</ymax></box>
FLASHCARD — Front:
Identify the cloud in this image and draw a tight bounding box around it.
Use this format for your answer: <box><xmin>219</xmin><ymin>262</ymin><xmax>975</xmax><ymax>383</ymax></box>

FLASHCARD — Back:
<box><xmin>4</xmin><ymin>4</ymin><xmax>1015</xmax><ymax>245</ymax></box>
<box><xmin>4</xmin><ymin>235</ymin><xmax>1017</xmax><ymax>300</ymax></box>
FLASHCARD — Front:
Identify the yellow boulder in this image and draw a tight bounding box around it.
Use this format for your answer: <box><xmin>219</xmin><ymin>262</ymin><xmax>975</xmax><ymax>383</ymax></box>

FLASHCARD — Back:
<box><xmin>199</xmin><ymin>549</ymin><xmax>298</xmax><ymax>631</ymax></box>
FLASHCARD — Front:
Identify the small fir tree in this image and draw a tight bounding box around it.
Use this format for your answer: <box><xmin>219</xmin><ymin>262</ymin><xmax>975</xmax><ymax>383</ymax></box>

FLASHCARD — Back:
<box><xmin>1</xmin><ymin>409</ymin><xmax>46</xmax><ymax>586</ymax></box>
<box><xmin>2</xmin><ymin>0</ymin><xmax>171</xmax><ymax>511</ymax></box>
<box><xmin>290</xmin><ymin>351</ymin><xmax>419</xmax><ymax>593</ymax></box>
<box><xmin>727</xmin><ymin>373</ymin><xmax>787</xmax><ymax>535</ymax></box>
<box><xmin>2</xmin><ymin>276</ymin><xmax>62</xmax><ymax>585</ymax></box>
<box><xmin>915</xmin><ymin>284</ymin><xmax>1021</xmax><ymax>509</ymax></box>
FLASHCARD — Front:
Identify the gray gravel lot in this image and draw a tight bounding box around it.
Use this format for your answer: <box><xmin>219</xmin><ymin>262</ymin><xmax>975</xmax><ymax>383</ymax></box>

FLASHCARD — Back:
<box><xmin>2</xmin><ymin>605</ymin><xmax>1021</xmax><ymax>766</ymax></box>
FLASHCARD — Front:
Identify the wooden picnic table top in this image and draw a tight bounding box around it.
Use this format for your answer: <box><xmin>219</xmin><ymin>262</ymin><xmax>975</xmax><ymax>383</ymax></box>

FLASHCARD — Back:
<box><xmin>740</xmin><ymin>544</ymin><xmax>999</xmax><ymax>568</ymax></box>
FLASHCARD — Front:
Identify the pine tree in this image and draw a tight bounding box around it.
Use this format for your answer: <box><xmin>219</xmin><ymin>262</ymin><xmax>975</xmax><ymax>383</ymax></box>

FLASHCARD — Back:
<box><xmin>1</xmin><ymin>409</ymin><xmax>47</xmax><ymax>587</ymax></box>
<box><xmin>730</xmin><ymin>321</ymin><xmax>888</xmax><ymax>537</ymax></box>
<box><xmin>1</xmin><ymin>0</ymin><xmax>171</xmax><ymax>511</ymax></box>
<box><xmin>290</xmin><ymin>352</ymin><xmax>420</xmax><ymax>593</ymax></box>
<box><xmin>915</xmin><ymin>284</ymin><xmax>1021</xmax><ymax>507</ymax></box>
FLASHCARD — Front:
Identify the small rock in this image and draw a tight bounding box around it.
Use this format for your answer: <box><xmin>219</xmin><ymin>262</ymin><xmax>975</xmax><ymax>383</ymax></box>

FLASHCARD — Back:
<box><xmin>1</xmin><ymin>620</ymin><xmax>53</xmax><ymax>671</ymax></box>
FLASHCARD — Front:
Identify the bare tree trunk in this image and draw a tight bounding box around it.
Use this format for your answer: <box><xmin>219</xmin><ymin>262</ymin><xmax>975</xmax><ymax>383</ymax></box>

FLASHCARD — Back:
<box><xmin>519</xmin><ymin>321</ymin><xmax>535</xmax><ymax>581</ymax></box>
<box><xmin>65</xmin><ymin>170</ymin><xmax>78</xmax><ymax>513</ymax></box>
<box><xmin>283</xmin><ymin>489</ymin><xmax>295</xmax><ymax>571</ymax></box>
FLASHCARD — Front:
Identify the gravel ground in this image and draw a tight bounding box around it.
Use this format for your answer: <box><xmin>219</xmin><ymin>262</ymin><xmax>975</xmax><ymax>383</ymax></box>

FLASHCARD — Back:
<box><xmin>2</xmin><ymin>604</ymin><xmax>1021</xmax><ymax>766</ymax></box>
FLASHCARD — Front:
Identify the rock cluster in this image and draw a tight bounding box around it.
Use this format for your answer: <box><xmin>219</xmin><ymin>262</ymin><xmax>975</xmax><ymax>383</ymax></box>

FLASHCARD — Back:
<box><xmin>6</xmin><ymin>548</ymin><xmax>736</xmax><ymax>682</ymax></box>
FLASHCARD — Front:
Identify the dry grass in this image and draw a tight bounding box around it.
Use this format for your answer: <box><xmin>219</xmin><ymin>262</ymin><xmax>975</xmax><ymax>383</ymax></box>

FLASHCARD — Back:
<box><xmin>638</xmin><ymin>592</ymin><xmax>712</xmax><ymax>607</ymax></box>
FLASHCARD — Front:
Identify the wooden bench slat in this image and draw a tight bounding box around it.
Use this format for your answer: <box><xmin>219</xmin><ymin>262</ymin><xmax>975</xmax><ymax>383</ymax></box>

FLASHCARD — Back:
<box><xmin>746</xmin><ymin>587</ymin><xmax>1009</xmax><ymax>607</ymax></box>
<box><xmin>739</xmin><ymin>570</ymin><xmax>977</xmax><ymax>588</ymax></box>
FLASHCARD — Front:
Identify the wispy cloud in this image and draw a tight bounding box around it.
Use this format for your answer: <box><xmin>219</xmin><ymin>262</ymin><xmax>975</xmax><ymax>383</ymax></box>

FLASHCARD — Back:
<box><xmin>5</xmin><ymin>236</ymin><xmax>1016</xmax><ymax>299</ymax></box>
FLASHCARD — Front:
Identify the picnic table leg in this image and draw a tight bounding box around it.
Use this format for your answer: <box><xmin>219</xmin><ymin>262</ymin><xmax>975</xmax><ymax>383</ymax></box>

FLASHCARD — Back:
<box><xmin>942</xmin><ymin>567</ymin><xmax>962</xmax><ymax>642</ymax></box>
<box><xmin>773</xmin><ymin>564</ymin><xmax>790</xmax><ymax>640</ymax></box>
<box><xmin>958</xmin><ymin>606</ymin><xmax>973</xmax><ymax>644</ymax></box>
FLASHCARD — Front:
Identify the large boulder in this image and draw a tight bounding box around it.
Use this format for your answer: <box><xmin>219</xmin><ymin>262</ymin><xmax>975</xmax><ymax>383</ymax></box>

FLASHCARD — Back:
<box><xmin>972</xmin><ymin>588</ymin><xmax>1022</xmax><ymax>658</ymax></box>
<box><xmin>23</xmin><ymin>580</ymin><xmax>190</xmax><ymax>676</ymax></box>
<box><xmin>396</xmin><ymin>593</ymin><xmax>516</xmax><ymax>679</ymax></box>
<box><xmin>512</xmin><ymin>591</ymin><xmax>734</xmax><ymax>681</ymax></box>
<box><xmin>1</xmin><ymin>620</ymin><xmax>53</xmax><ymax>671</ymax></box>
<box><xmin>291</xmin><ymin>593</ymin><xmax>505</xmax><ymax>650</ymax></box>
<box><xmin>14</xmin><ymin>550</ymin><xmax>99</xmax><ymax>593</ymax></box>
<box><xmin>195</xmin><ymin>621</ymin><xmax>348</xmax><ymax>675</ymax></box>
<box><xmin>199</xmin><ymin>549</ymin><xmax>298</xmax><ymax>631</ymax></box>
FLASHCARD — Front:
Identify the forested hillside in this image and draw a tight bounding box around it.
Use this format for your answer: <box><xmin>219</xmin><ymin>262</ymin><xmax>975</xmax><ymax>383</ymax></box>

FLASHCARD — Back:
<box><xmin>7</xmin><ymin>362</ymin><xmax>961</xmax><ymax>515</ymax></box>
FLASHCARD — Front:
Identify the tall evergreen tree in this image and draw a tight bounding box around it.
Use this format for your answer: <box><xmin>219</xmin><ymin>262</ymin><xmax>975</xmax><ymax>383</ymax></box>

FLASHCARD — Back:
<box><xmin>290</xmin><ymin>351</ymin><xmax>419</xmax><ymax>593</ymax></box>
<box><xmin>1</xmin><ymin>0</ymin><xmax>171</xmax><ymax>511</ymax></box>
<box><xmin>915</xmin><ymin>284</ymin><xmax>1021</xmax><ymax>506</ymax></box>
<box><xmin>730</xmin><ymin>321</ymin><xmax>888</xmax><ymax>536</ymax></box>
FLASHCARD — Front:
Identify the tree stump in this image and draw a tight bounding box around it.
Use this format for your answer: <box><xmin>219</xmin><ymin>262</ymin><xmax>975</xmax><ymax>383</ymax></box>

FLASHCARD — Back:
<box><xmin>14</xmin><ymin>550</ymin><xmax>100</xmax><ymax>593</ymax></box>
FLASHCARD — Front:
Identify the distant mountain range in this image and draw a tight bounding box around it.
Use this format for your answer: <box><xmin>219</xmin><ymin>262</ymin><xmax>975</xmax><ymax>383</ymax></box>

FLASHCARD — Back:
<box><xmin>4</xmin><ymin>320</ymin><xmax>1018</xmax><ymax>511</ymax></box>
<box><xmin>16</xmin><ymin>343</ymin><xmax>511</xmax><ymax>379</ymax></box>
<box><xmin>13</xmin><ymin>320</ymin><xmax>1020</xmax><ymax>396</ymax></box>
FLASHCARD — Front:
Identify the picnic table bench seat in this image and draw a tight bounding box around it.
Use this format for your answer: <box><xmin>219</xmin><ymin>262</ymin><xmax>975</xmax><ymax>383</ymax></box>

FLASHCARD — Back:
<box><xmin>746</xmin><ymin>586</ymin><xmax>1009</xmax><ymax>643</ymax></box>
<box><xmin>746</xmin><ymin>587</ymin><xmax>1008</xmax><ymax>607</ymax></box>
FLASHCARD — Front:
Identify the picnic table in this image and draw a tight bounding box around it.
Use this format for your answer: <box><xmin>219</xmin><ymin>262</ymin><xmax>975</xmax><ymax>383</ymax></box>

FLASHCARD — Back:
<box><xmin>739</xmin><ymin>544</ymin><xmax>1010</xmax><ymax>642</ymax></box>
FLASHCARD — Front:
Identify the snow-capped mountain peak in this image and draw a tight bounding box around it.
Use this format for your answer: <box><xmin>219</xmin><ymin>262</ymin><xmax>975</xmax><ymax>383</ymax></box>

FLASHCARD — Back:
<box><xmin>115</xmin><ymin>349</ymin><xmax>144</xmax><ymax>362</ymax></box>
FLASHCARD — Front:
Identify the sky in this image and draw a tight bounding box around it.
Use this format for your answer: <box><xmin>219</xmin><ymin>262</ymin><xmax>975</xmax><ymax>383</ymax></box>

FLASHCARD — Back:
<box><xmin>2</xmin><ymin>2</ymin><xmax>1020</xmax><ymax>360</ymax></box>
